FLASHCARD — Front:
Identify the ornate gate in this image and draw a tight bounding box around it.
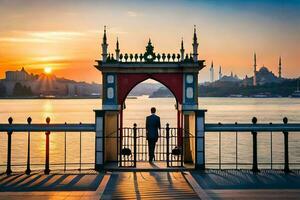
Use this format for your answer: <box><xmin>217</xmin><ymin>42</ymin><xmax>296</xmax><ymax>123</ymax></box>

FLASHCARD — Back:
<box><xmin>119</xmin><ymin>125</ymin><xmax>184</xmax><ymax>167</ymax></box>
<box><xmin>94</xmin><ymin>26</ymin><xmax>205</xmax><ymax>169</ymax></box>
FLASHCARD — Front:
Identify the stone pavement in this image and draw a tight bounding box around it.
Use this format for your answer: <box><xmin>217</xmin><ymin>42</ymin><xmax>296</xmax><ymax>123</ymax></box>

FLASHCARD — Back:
<box><xmin>1</xmin><ymin>170</ymin><xmax>300</xmax><ymax>199</ymax></box>
<box><xmin>101</xmin><ymin>172</ymin><xmax>200</xmax><ymax>199</ymax></box>
<box><xmin>0</xmin><ymin>172</ymin><xmax>109</xmax><ymax>200</ymax></box>
<box><xmin>192</xmin><ymin>169</ymin><xmax>300</xmax><ymax>199</ymax></box>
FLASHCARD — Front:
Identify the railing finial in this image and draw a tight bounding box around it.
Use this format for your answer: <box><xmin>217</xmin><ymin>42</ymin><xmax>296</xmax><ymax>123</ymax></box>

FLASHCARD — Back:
<box><xmin>252</xmin><ymin>117</ymin><xmax>257</xmax><ymax>124</ymax></box>
<box><xmin>283</xmin><ymin>117</ymin><xmax>288</xmax><ymax>124</ymax></box>
<box><xmin>46</xmin><ymin>117</ymin><xmax>51</xmax><ymax>124</ymax></box>
<box><xmin>27</xmin><ymin>117</ymin><xmax>32</xmax><ymax>124</ymax></box>
<box><xmin>8</xmin><ymin>117</ymin><xmax>13</xmax><ymax>124</ymax></box>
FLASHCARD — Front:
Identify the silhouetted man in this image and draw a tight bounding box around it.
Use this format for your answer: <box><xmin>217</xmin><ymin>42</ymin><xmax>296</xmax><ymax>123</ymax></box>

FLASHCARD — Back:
<box><xmin>146</xmin><ymin>107</ymin><xmax>161</xmax><ymax>162</ymax></box>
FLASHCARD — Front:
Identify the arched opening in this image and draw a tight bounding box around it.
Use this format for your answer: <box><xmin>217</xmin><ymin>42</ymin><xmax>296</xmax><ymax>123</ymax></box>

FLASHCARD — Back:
<box><xmin>123</xmin><ymin>79</ymin><xmax>177</xmax><ymax>127</ymax></box>
<box><xmin>118</xmin><ymin>78</ymin><xmax>185</xmax><ymax>168</ymax></box>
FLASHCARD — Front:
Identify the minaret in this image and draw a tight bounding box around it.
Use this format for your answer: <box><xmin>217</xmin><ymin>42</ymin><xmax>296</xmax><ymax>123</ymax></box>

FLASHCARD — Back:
<box><xmin>278</xmin><ymin>56</ymin><xmax>282</xmax><ymax>78</ymax></box>
<box><xmin>192</xmin><ymin>25</ymin><xmax>199</xmax><ymax>62</ymax></box>
<box><xmin>210</xmin><ymin>61</ymin><xmax>214</xmax><ymax>82</ymax></box>
<box><xmin>253</xmin><ymin>52</ymin><xmax>257</xmax><ymax>86</ymax></box>
<box><xmin>115</xmin><ymin>37</ymin><xmax>120</xmax><ymax>61</ymax></box>
<box><xmin>102</xmin><ymin>26</ymin><xmax>108</xmax><ymax>62</ymax></box>
<box><xmin>219</xmin><ymin>66</ymin><xmax>222</xmax><ymax>80</ymax></box>
<box><xmin>180</xmin><ymin>38</ymin><xmax>185</xmax><ymax>61</ymax></box>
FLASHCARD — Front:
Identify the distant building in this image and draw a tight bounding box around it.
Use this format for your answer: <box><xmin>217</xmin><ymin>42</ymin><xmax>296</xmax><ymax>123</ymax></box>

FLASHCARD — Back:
<box><xmin>253</xmin><ymin>53</ymin><xmax>257</xmax><ymax>86</ymax></box>
<box><xmin>219</xmin><ymin>74</ymin><xmax>240</xmax><ymax>82</ymax></box>
<box><xmin>5</xmin><ymin>67</ymin><xmax>36</xmax><ymax>81</ymax></box>
<box><xmin>210</xmin><ymin>61</ymin><xmax>214</xmax><ymax>82</ymax></box>
<box><xmin>278</xmin><ymin>56</ymin><xmax>282</xmax><ymax>78</ymax></box>
<box><xmin>219</xmin><ymin>66</ymin><xmax>222</xmax><ymax>80</ymax></box>
<box><xmin>0</xmin><ymin>67</ymin><xmax>101</xmax><ymax>97</ymax></box>
<box><xmin>244</xmin><ymin>66</ymin><xmax>282</xmax><ymax>86</ymax></box>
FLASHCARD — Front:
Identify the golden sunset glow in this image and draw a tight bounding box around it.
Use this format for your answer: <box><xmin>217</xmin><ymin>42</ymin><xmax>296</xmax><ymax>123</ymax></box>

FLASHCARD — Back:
<box><xmin>0</xmin><ymin>1</ymin><xmax>299</xmax><ymax>83</ymax></box>
<box><xmin>44</xmin><ymin>67</ymin><xmax>52</xmax><ymax>74</ymax></box>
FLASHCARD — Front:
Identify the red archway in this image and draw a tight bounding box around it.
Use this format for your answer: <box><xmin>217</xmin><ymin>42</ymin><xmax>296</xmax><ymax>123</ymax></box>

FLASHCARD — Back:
<box><xmin>117</xmin><ymin>73</ymin><xmax>183</xmax><ymax>105</ymax></box>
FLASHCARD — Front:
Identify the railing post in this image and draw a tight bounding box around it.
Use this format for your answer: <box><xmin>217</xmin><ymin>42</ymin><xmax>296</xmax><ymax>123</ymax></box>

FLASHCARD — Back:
<box><xmin>44</xmin><ymin>117</ymin><xmax>51</xmax><ymax>175</ymax></box>
<box><xmin>235</xmin><ymin>122</ymin><xmax>238</xmax><ymax>170</ymax></box>
<box><xmin>25</xmin><ymin>117</ymin><xmax>32</xmax><ymax>175</ymax></box>
<box><xmin>133</xmin><ymin>123</ymin><xmax>137</xmax><ymax>167</ymax></box>
<box><xmin>64</xmin><ymin>122</ymin><xmax>67</xmax><ymax>172</ymax></box>
<box><xmin>79</xmin><ymin>122</ymin><xmax>82</xmax><ymax>171</ymax></box>
<box><xmin>166</xmin><ymin>123</ymin><xmax>170</xmax><ymax>167</ymax></box>
<box><xmin>251</xmin><ymin>117</ymin><xmax>259</xmax><ymax>173</ymax></box>
<box><xmin>283</xmin><ymin>117</ymin><xmax>291</xmax><ymax>173</ymax></box>
<box><xmin>6</xmin><ymin>117</ymin><xmax>13</xmax><ymax>175</ymax></box>
<box><xmin>270</xmin><ymin>122</ymin><xmax>273</xmax><ymax>170</ymax></box>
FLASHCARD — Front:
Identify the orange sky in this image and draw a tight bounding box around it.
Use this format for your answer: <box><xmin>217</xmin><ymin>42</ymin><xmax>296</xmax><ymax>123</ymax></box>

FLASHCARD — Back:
<box><xmin>0</xmin><ymin>0</ymin><xmax>299</xmax><ymax>83</ymax></box>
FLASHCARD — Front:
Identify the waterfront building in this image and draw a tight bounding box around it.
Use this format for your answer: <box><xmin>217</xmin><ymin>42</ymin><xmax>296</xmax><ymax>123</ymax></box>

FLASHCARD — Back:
<box><xmin>210</xmin><ymin>61</ymin><xmax>214</xmax><ymax>82</ymax></box>
<box><xmin>5</xmin><ymin>67</ymin><xmax>36</xmax><ymax>81</ymax></box>
<box><xmin>253</xmin><ymin>53</ymin><xmax>257</xmax><ymax>86</ymax></box>
<box><xmin>279</xmin><ymin>56</ymin><xmax>282</xmax><ymax>78</ymax></box>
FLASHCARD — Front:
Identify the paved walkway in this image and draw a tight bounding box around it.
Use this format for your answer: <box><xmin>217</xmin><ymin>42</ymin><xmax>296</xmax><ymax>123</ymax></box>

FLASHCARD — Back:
<box><xmin>192</xmin><ymin>170</ymin><xmax>300</xmax><ymax>199</ymax></box>
<box><xmin>1</xmin><ymin>170</ymin><xmax>300</xmax><ymax>199</ymax></box>
<box><xmin>101</xmin><ymin>172</ymin><xmax>200</xmax><ymax>199</ymax></box>
<box><xmin>0</xmin><ymin>172</ymin><xmax>109</xmax><ymax>200</ymax></box>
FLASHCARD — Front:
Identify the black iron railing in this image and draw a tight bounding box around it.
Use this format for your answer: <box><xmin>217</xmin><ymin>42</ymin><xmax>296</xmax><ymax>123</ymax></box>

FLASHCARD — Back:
<box><xmin>1</xmin><ymin>116</ymin><xmax>300</xmax><ymax>173</ymax></box>
<box><xmin>0</xmin><ymin>117</ymin><xmax>95</xmax><ymax>175</ymax></box>
<box><xmin>205</xmin><ymin>117</ymin><xmax>300</xmax><ymax>171</ymax></box>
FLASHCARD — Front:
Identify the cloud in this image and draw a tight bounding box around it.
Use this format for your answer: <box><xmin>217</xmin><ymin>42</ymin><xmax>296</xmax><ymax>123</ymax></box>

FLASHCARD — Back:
<box><xmin>27</xmin><ymin>31</ymin><xmax>85</xmax><ymax>40</ymax></box>
<box><xmin>127</xmin><ymin>11</ymin><xmax>138</xmax><ymax>17</ymax></box>
<box><xmin>0</xmin><ymin>37</ymin><xmax>49</xmax><ymax>43</ymax></box>
<box><xmin>0</xmin><ymin>31</ymin><xmax>85</xmax><ymax>44</ymax></box>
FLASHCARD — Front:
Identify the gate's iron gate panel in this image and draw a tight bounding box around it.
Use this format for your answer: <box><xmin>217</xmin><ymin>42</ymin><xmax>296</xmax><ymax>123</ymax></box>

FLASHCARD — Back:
<box><xmin>118</xmin><ymin>125</ymin><xmax>184</xmax><ymax>167</ymax></box>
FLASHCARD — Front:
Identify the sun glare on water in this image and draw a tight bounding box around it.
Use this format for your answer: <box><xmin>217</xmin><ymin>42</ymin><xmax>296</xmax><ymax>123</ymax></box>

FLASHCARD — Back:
<box><xmin>44</xmin><ymin>67</ymin><xmax>52</xmax><ymax>74</ymax></box>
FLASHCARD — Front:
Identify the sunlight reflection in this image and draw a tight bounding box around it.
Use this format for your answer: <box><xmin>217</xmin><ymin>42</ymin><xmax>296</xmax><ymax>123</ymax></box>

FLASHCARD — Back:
<box><xmin>42</xmin><ymin>100</ymin><xmax>54</xmax><ymax>122</ymax></box>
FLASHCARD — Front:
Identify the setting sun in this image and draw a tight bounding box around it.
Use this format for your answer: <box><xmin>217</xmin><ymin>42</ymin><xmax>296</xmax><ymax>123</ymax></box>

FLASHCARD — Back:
<box><xmin>44</xmin><ymin>67</ymin><xmax>52</xmax><ymax>74</ymax></box>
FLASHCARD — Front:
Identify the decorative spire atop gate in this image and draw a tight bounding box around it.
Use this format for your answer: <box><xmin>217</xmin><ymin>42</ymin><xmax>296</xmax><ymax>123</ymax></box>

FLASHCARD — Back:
<box><xmin>180</xmin><ymin>38</ymin><xmax>185</xmax><ymax>61</ymax></box>
<box><xmin>192</xmin><ymin>25</ymin><xmax>199</xmax><ymax>62</ymax></box>
<box><xmin>143</xmin><ymin>39</ymin><xmax>156</xmax><ymax>62</ymax></box>
<box><xmin>116</xmin><ymin>37</ymin><xmax>120</xmax><ymax>61</ymax></box>
<box><xmin>102</xmin><ymin>26</ymin><xmax>108</xmax><ymax>62</ymax></box>
<box><xmin>96</xmin><ymin>26</ymin><xmax>205</xmax><ymax>65</ymax></box>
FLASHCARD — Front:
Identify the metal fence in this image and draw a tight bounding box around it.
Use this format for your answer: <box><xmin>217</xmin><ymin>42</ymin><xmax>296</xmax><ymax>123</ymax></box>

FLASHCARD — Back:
<box><xmin>0</xmin><ymin>117</ymin><xmax>95</xmax><ymax>175</ymax></box>
<box><xmin>205</xmin><ymin>117</ymin><xmax>300</xmax><ymax>171</ymax></box>
<box><xmin>1</xmin><ymin>116</ymin><xmax>300</xmax><ymax>174</ymax></box>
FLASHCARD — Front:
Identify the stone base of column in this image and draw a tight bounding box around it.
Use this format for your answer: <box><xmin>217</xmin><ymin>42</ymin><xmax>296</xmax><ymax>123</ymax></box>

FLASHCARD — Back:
<box><xmin>95</xmin><ymin>164</ymin><xmax>104</xmax><ymax>171</ymax></box>
<box><xmin>195</xmin><ymin>164</ymin><xmax>205</xmax><ymax>170</ymax></box>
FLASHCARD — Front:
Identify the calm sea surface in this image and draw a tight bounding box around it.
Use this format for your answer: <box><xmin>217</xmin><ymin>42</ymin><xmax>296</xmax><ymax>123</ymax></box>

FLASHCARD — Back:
<box><xmin>0</xmin><ymin>97</ymin><xmax>299</xmax><ymax>170</ymax></box>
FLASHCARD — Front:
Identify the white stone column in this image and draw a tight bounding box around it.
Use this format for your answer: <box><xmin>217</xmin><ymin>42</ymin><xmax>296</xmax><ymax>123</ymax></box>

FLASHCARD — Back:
<box><xmin>94</xmin><ymin>110</ymin><xmax>104</xmax><ymax>171</ymax></box>
<box><xmin>195</xmin><ymin>110</ymin><xmax>206</xmax><ymax>169</ymax></box>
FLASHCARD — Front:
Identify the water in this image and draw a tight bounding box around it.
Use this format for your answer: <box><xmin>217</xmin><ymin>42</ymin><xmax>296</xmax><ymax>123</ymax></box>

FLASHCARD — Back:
<box><xmin>0</xmin><ymin>97</ymin><xmax>300</xmax><ymax>170</ymax></box>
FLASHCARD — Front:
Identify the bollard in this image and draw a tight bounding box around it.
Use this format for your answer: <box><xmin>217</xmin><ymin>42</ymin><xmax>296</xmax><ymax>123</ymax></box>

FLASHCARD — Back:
<box><xmin>44</xmin><ymin>117</ymin><xmax>51</xmax><ymax>175</ymax></box>
<box><xmin>166</xmin><ymin>123</ymin><xmax>170</xmax><ymax>167</ymax></box>
<box><xmin>251</xmin><ymin>117</ymin><xmax>259</xmax><ymax>173</ymax></box>
<box><xmin>133</xmin><ymin>123</ymin><xmax>137</xmax><ymax>167</ymax></box>
<box><xmin>25</xmin><ymin>117</ymin><xmax>32</xmax><ymax>175</ymax></box>
<box><xmin>6</xmin><ymin>117</ymin><xmax>13</xmax><ymax>175</ymax></box>
<box><xmin>283</xmin><ymin>117</ymin><xmax>291</xmax><ymax>173</ymax></box>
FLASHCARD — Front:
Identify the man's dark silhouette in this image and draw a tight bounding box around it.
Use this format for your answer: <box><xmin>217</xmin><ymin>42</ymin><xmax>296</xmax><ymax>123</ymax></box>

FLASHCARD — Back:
<box><xmin>146</xmin><ymin>107</ymin><xmax>161</xmax><ymax>162</ymax></box>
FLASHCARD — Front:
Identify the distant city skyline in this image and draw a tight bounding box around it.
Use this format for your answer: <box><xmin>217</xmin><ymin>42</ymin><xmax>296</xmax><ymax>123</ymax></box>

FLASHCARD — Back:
<box><xmin>0</xmin><ymin>0</ymin><xmax>300</xmax><ymax>83</ymax></box>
